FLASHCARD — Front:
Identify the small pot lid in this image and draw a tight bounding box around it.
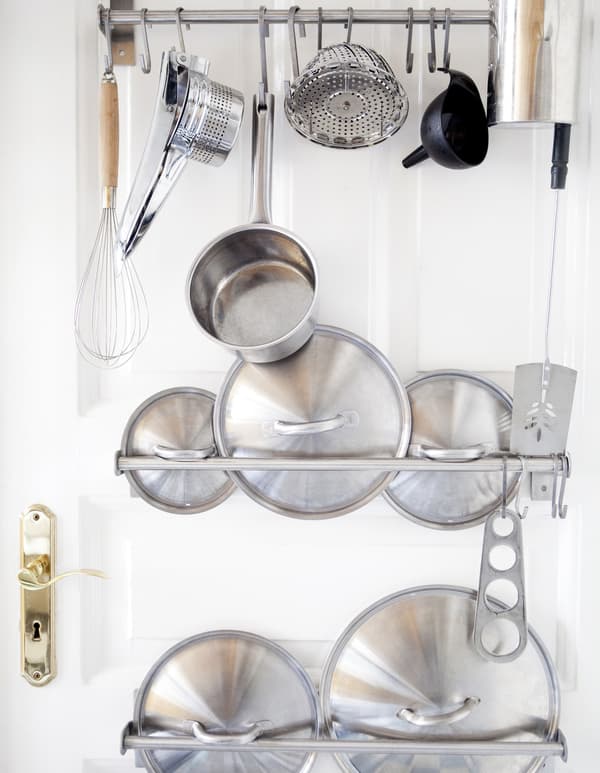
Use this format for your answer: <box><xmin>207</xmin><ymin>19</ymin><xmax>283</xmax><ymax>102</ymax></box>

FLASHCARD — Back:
<box><xmin>320</xmin><ymin>586</ymin><xmax>559</xmax><ymax>773</ymax></box>
<box><xmin>121</xmin><ymin>387</ymin><xmax>234</xmax><ymax>514</ymax></box>
<box><xmin>384</xmin><ymin>370</ymin><xmax>519</xmax><ymax>528</ymax></box>
<box><xmin>214</xmin><ymin>325</ymin><xmax>411</xmax><ymax>518</ymax></box>
<box><xmin>135</xmin><ymin>630</ymin><xmax>319</xmax><ymax>773</ymax></box>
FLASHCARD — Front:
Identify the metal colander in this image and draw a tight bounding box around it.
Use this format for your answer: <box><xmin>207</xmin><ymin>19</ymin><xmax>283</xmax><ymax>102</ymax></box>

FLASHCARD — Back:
<box><xmin>174</xmin><ymin>57</ymin><xmax>244</xmax><ymax>165</ymax></box>
<box><xmin>284</xmin><ymin>11</ymin><xmax>408</xmax><ymax>148</ymax></box>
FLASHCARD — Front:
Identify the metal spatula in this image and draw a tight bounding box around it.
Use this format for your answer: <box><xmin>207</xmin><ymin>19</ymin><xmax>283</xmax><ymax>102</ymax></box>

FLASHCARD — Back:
<box><xmin>511</xmin><ymin>188</ymin><xmax>577</xmax><ymax>455</ymax></box>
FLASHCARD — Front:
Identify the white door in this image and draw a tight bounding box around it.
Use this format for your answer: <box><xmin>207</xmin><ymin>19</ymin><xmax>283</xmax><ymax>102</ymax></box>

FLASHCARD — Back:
<box><xmin>1</xmin><ymin>0</ymin><xmax>599</xmax><ymax>770</ymax></box>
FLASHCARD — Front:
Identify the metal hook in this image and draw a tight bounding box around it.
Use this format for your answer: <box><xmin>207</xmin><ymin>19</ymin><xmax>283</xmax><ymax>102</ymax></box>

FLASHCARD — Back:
<box><xmin>258</xmin><ymin>6</ymin><xmax>269</xmax><ymax>105</ymax></box>
<box><xmin>175</xmin><ymin>7</ymin><xmax>186</xmax><ymax>52</ymax></box>
<box><xmin>317</xmin><ymin>7</ymin><xmax>323</xmax><ymax>51</ymax></box>
<box><xmin>287</xmin><ymin>6</ymin><xmax>300</xmax><ymax>81</ymax></box>
<box><xmin>405</xmin><ymin>7</ymin><xmax>414</xmax><ymax>74</ymax></box>
<box><xmin>427</xmin><ymin>7</ymin><xmax>437</xmax><ymax>73</ymax></box>
<box><xmin>557</xmin><ymin>453</ymin><xmax>569</xmax><ymax>518</ymax></box>
<box><xmin>139</xmin><ymin>8</ymin><xmax>151</xmax><ymax>73</ymax></box>
<box><xmin>501</xmin><ymin>455</ymin><xmax>508</xmax><ymax>516</ymax></box>
<box><xmin>514</xmin><ymin>456</ymin><xmax>529</xmax><ymax>519</ymax></box>
<box><xmin>345</xmin><ymin>7</ymin><xmax>354</xmax><ymax>43</ymax></box>
<box><xmin>550</xmin><ymin>454</ymin><xmax>559</xmax><ymax>518</ymax></box>
<box><xmin>103</xmin><ymin>7</ymin><xmax>114</xmax><ymax>74</ymax></box>
<box><xmin>442</xmin><ymin>8</ymin><xmax>451</xmax><ymax>69</ymax></box>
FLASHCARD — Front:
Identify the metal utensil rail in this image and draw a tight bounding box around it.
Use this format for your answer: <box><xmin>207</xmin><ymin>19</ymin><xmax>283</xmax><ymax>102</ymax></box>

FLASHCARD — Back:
<box><xmin>116</xmin><ymin>454</ymin><xmax>568</xmax><ymax>473</ymax></box>
<box><xmin>99</xmin><ymin>7</ymin><xmax>491</xmax><ymax>28</ymax></box>
<box><xmin>120</xmin><ymin>723</ymin><xmax>568</xmax><ymax>761</ymax></box>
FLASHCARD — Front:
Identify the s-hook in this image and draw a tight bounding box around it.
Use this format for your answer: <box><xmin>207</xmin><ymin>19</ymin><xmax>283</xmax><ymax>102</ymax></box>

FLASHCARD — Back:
<box><xmin>288</xmin><ymin>6</ymin><xmax>301</xmax><ymax>80</ymax></box>
<box><xmin>345</xmin><ymin>7</ymin><xmax>354</xmax><ymax>43</ymax></box>
<box><xmin>258</xmin><ymin>6</ymin><xmax>269</xmax><ymax>107</ymax></box>
<box><xmin>175</xmin><ymin>7</ymin><xmax>187</xmax><ymax>52</ymax></box>
<box><xmin>442</xmin><ymin>8</ymin><xmax>452</xmax><ymax>68</ymax></box>
<box><xmin>428</xmin><ymin>8</ymin><xmax>437</xmax><ymax>72</ymax></box>
<box><xmin>139</xmin><ymin>8</ymin><xmax>151</xmax><ymax>73</ymax></box>
<box><xmin>103</xmin><ymin>7</ymin><xmax>113</xmax><ymax>73</ymax></box>
<box><xmin>405</xmin><ymin>8</ymin><xmax>414</xmax><ymax>73</ymax></box>
<box><xmin>317</xmin><ymin>7</ymin><xmax>323</xmax><ymax>51</ymax></box>
<box><xmin>514</xmin><ymin>456</ymin><xmax>529</xmax><ymax>519</ymax></box>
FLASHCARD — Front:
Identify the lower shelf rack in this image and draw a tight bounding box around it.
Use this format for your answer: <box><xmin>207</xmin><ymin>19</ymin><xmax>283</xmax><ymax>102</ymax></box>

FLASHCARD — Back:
<box><xmin>121</xmin><ymin>723</ymin><xmax>569</xmax><ymax>762</ymax></box>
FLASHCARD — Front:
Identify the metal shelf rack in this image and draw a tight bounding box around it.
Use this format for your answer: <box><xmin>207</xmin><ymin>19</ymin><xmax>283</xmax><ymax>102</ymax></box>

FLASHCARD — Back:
<box><xmin>120</xmin><ymin>722</ymin><xmax>569</xmax><ymax>762</ymax></box>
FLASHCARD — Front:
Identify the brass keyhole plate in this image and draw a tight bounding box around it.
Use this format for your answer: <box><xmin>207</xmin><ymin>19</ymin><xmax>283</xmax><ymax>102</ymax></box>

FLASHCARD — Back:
<box><xmin>20</xmin><ymin>505</ymin><xmax>56</xmax><ymax>686</ymax></box>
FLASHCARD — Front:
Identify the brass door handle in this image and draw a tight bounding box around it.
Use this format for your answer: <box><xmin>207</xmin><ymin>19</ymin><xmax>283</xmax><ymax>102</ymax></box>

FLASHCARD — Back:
<box><xmin>17</xmin><ymin>555</ymin><xmax>108</xmax><ymax>591</ymax></box>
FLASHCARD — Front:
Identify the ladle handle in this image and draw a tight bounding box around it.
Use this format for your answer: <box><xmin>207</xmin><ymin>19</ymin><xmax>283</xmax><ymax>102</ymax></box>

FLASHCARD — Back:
<box><xmin>402</xmin><ymin>145</ymin><xmax>429</xmax><ymax>169</ymax></box>
<box><xmin>100</xmin><ymin>72</ymin><xmax>119</xmax><ymax>193</ymax></box>
<box><xmin>249</xmin><ymin>92</ymin><xmax>274</xmax><ymax>224</ymax></box>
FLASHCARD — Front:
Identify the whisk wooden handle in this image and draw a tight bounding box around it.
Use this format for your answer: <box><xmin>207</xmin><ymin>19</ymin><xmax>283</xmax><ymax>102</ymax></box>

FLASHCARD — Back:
<box><xmin>100</xmin><ymin>74</ymin><xmax>119</xmax><ymax>189</ymax></box>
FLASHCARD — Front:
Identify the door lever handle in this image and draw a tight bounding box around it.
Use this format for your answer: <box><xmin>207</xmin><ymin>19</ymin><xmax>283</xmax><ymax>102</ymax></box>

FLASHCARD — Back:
<box><xmin>17</xmin><ymin>554</ymin><xmax>108</xmax><ymax>591</ymax></box>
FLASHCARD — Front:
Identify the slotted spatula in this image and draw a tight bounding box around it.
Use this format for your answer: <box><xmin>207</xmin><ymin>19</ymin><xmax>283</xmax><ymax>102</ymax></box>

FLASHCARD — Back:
<box><xmin>511</xmin><ymin>183</ymin><xmax>576</xmax><ymax>455</ymax></box>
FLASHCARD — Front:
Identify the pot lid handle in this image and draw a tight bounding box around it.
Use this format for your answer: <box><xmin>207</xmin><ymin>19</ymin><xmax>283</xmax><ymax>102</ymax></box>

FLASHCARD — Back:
<box><xmin>398</xmin><ymin>696</ymin><xmax>480</xmax><ymax>727</ymax></box>
<box><xmin>410</xmin><ymin>443</ymin><xmax>492</xmax><ymax>461</ymax></box>
<box><xmin>152</xmin><ymin>444</ymin><xmax>216</xmax><ymax>460</ymax></box>
<box><xmin>191</xmin><ymin>720</ymin><xmax>272</xmax><ymax>745</ymax></box>
<box><xmin>271</xmin><ymin>411</ymin><xmax>358</xmax><ymax>437</ymax></box>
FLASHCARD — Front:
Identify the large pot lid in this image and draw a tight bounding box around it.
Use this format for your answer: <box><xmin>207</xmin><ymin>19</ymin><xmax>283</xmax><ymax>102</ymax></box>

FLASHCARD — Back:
<box><xmin>214</xmin><ymin>325</ymin><xmax>411</xmax><ymax>518</ymax></box>
<box><xmin>135</xmin><ymin>630</ymin><xmax>319</xmax><ymax>773</ymax></box>
<box><xmin>320</xmin><ymin>586</ymin><xmax>559</xmax><ymax>773</ymax></box>
<box><xmin>121</xmin><ymin>387</ymin><xmax>234</xmax><ymax>514</ymax></box>
<box><xmin>384</xmin><ymin>370</ymin><xmax>519</xmax><ymax>528</ymax></box>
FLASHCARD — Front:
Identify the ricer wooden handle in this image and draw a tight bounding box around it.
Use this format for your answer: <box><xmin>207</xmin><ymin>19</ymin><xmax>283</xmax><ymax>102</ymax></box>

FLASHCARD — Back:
<box><xmin>99</xmin><ymin>73</ymin><xmax>119</xmax><ymax>189</ymax></box>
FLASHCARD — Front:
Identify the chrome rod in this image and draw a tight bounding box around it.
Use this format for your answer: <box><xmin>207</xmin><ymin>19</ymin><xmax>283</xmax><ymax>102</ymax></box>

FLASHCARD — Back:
<box><xmin>99</xmin><ymin>7</ymin><xmax>491</xmax><ymax>27</ymax></box>
<box><xmin>116</xmin><ymin>454</ymin><xmax>566</xmax><ymax>473</ymax></box>
<box><xmin>121</xmin><ymin>731</ymin><xmax>566</xmax><ymax>758</ymax></box>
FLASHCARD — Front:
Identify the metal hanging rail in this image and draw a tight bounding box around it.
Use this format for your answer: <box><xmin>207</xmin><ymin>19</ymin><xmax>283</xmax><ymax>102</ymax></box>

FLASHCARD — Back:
<box><xmin>120</xmin><ymin>723</ymin><xmax>568</xmax><ymax>761</ymax></box>
<box><xmin>98</xmin><ymin>6</ymin><xmax>491</xmax><ymax>28</ymax></box>
<box><xmin>116</xmin><ymin>454</ymin><xmax>568</xmax><ymax>474</ymax></box>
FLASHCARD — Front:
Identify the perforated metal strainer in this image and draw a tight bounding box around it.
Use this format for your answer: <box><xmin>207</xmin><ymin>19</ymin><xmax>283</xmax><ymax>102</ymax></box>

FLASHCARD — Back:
<box><xmin>284</xmin><ymin>8</ymin><xmax>408</xmax><ymax>148</ymax></box>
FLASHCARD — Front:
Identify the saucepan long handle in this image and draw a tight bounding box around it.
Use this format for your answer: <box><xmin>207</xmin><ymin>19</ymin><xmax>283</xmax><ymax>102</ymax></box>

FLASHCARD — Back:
<box><xmin>249</xmin><ymin>91</ymin><xmax>274</xmax><ymax>224</ymax></box>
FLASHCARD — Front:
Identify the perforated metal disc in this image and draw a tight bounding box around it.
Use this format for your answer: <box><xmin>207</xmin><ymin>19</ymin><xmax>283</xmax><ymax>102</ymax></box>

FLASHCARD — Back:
<box><xmin>285</xmin><ymin>44</ymin><xmax>408</xmax><ymax>148</ymax></box>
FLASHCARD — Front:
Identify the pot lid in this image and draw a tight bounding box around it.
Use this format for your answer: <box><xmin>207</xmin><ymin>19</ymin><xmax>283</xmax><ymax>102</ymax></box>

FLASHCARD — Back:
<box><xmin>384</xmin><ymin>370</ymin><xmax>519</xmax><ymax>528</ymax></box>
<box><xmin>214</xmin><ymin>325</ymin><xmax>411</xmax><ymax>518</ymax></box>
<box><xmin>320</xmin><ymin>586</ymin><xmax>559</xmax><ymax>773</ymax></box>
<box><xmin>121</xmin><ymin>387</ymin><xmax>234</xmax><ymax>514</ymax></box>
<box><xmin>135</xmin><ymin>630</ymin><xmax>319</xmax><ymax>773</ymax></box>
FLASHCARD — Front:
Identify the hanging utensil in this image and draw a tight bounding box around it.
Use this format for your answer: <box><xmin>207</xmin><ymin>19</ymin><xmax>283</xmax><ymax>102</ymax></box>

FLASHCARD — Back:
<box><xmin>510</xmin><ymin>130</ymin><xmax>577</xmax><ymax>456</ymax></box>
<box><xmin>74</xmin><ymin>15</ymin><xmax>149</xmax><ymax>368</ymax></box>
<box><xmin>284</xmin><ymin>7</ymin><xmax>409</xmax><ymax>148</ymax></box>
<box><xmin>187</xmin><ymin>15</ymin><xmax>317</xmax><ymax>363</ymax></box>
<box><xmin>115</xmin><ymin>50</ymin><xmax>244</xmax><ymax>264</ymax></box>
<box><xmin>402</xmin><ymin>69</ymin><xmax>488</xmax><ymax>169</ymax></box>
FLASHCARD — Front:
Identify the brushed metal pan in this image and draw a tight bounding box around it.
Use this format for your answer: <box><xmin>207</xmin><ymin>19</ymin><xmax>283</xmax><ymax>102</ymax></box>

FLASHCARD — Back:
<box><xmin>135</xmin><ymin>630</ymin><xmax>320</xmax><ymax>773</ymax></box>
<box><xmin>214</xmin><ymin>325</ymin><xmax>411</xmax><ymax>518</ymax></box>
<box><xmin>384</xmin><ymin>370</ymin><xmax>520</xmax><ymax>528</ymax></box>
<box><xmin>321</xmin><ymin>585</ymin><xmax>559</xmax><ymax>773</ymax></box>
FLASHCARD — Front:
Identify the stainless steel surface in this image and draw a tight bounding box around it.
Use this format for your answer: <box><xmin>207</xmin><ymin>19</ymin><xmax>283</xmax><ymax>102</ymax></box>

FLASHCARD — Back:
<box><xmin>474</xmin><ymin>509</ymin><xmax>527</xmax><ymax>662</ymax></box>
<box><xmin>384</xmin><ymin>370</ymin><xmax>520</xmax><ymax>529</ymax></box>
<box><xmin>121</xmin><ymin>387</ymin><xmax>234</xmax><ymax>514</ymax></box>
<box><xmin>134</xmin><ymin>630</ymin><xmax>319</xmax><ymax>773</ymax></box>
<box><xmin>285</xmin><ymin>39</ymin><xmax>409</xmax><ymax>148</ymax></box>
<box><xmin>488</xmin><ymin>0</ymin><xmax>583</xmax><ymax>125</ymax></box>
<box><xmin>122</xmin><ymin>723</ymin><xmax>567</xmax><ymax>759</ymax></box>
<box><xmin>20</xmin><ymin>506</ymin><xmax>55</xmax><ymax>686</ymax></box>
<box><xmin>511</xmin><ymin>192</ymin><xmax>577</xmax><ymax>454</ymax></box>
<box><xmin>99</xmin><ymin>7</ymin><xmax>492</xmax><ymax>26</ymax></box>
<box><xmin>187</xmin><ymin>92</ymin><xmax>318</xmax><ymax>363</ymax></box>
<box><xmin>116</xmin><ymin>454</ymin><xmax>567</xmax><ymax>473</ymax></box>
<box><xmin>107</xmin><ymin>1</ymin><xmax>135</xmax><ymax>67</ymax></box>
<box><xmin>214</xmin><ymin>325</ymin><xmax>411</xmax><ymax>518</ymax></box>
<box><xmin>116</xmin><ymin>50</ymin><xmax>244</xmax><ymax>263</ymax></box>
<box><xmin>321</xmin><ymin>586</ymin><xmax>560</xmax><ymax>773</ymax></box>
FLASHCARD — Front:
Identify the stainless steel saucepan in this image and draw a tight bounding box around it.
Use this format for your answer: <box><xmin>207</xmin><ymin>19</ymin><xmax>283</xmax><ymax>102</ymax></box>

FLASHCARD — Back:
<box><xmin>187</xmin><ymin>90</ymin><xmax>318</xmax><ymax>363</ymax></box>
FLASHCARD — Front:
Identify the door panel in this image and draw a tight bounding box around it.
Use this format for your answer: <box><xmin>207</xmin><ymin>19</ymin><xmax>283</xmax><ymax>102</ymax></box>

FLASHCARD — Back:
<box><xmin>1</xmin><ymin>0</ymin><xmax>598</xmax><ymax>771</ymax></box>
